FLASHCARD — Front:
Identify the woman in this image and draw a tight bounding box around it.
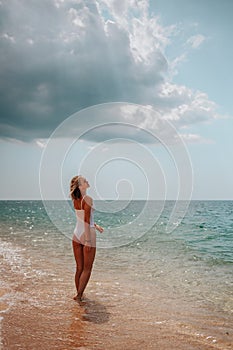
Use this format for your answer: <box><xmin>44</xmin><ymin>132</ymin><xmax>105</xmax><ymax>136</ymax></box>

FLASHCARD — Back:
<box><xmin>70</xmin><ymin>175</ymin><xmax>104</xmax><ymax>302</ymax></box>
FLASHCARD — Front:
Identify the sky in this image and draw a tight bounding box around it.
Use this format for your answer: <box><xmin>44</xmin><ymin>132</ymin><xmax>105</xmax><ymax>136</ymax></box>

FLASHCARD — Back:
<box><xmin>0</xmin><ymin>0</ymin><xmax>233</xmax><ymax>200</ymax></box>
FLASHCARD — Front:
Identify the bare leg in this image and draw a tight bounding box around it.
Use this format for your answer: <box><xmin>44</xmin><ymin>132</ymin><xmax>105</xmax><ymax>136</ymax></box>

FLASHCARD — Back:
<box><xmin>72</xmin><ymin>240</ymin><xmax>84</xmax><ymax>300</ymax></box>
<box><xmin>77</xmin><ymin>246</ymin><xmax>96</xmax><ymax>299</ymax></box>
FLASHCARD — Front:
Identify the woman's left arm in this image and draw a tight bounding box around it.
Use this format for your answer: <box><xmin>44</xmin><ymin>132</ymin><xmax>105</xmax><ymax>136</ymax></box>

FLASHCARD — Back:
<box><xmin>94</xmin><ymin>223</ymin><xmax>104</xmax><ymax>233</ymax></box>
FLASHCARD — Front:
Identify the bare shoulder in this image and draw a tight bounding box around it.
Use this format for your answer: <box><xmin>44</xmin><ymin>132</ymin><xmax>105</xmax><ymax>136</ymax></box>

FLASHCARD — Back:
<box><xmin>73</xmin><ymin>198</ymin><xmax>80</xmax><ymax>209</ymax></box>
<box><xmin>84</xmin><ymin>195</ymin><xmax>93</xmax><ymax>206</ymax></box>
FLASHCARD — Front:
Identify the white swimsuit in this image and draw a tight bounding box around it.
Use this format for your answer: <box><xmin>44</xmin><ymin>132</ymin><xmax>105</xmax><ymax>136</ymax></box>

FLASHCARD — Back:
<box><xmin>73</xmin><ymin>195</ymin><xmax>96</xmax><ymax>245</ymax></box>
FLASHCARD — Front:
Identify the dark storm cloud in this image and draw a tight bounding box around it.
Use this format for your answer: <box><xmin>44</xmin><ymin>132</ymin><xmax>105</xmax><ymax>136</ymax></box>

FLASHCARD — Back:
<box><xmin>0</xmin><ymin>0</ymin><xmax>167</xmax><ymax>141</ymax></box>
<box><xmin>0</xmin><ymin>0</ymin><xmax>221</xmax><ymax>142</ymax></box>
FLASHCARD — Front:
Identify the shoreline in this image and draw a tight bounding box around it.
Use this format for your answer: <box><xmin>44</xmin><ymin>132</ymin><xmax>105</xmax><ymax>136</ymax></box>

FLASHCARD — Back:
<box><xmin>1</xmin><ymin>269</ymin><xmax>233</xmax><ymax>350</ymax></box>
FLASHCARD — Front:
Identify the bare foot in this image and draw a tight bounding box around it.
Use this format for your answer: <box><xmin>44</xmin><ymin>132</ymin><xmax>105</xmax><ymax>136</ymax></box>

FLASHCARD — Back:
<box><xmin>73</xmin><ymin>292</ymin><xmax>87</xmax><ymax>301</ymax></box>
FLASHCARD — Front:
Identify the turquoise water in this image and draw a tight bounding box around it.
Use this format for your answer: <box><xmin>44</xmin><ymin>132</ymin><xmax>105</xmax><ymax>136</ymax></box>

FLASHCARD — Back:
<box><xmin>1</xmin><ymin>200</ymin><xmax>233</xmax><ymax>261</ymax></box>
<box><xmin>0</xmin><ymin>200</ymin><xmax>233</xmax><ymax>314</ymax></box>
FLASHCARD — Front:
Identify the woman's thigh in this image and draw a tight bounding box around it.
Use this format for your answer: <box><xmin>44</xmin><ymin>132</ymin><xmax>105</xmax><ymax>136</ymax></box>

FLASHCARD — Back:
<box><xmin>90</xmin><ymin>227</ymin><xmax>96</xmax><ymax>247</ymax></box>
<box><xmin>83</xmin><ymin>246</ymin><xmax>96</xmax><ymax>270</ymax></box>
<box><xmin>72</xmin><ymin>239</ymin><xmax>84</xmax><ymax>269</ymax></box>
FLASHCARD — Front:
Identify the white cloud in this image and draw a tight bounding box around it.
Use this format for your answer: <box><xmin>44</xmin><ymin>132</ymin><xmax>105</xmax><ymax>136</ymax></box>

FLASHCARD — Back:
<box><xmin>1</xmin><ymin>33</ymin><xmax>15</xmax><ymax>43</ymax></box>
<box><xmin>169</xmin><ymin>53</ymin><xmax>187</xmax><ymax>77</ymax></box>
<box><xmin>186</xmin><ymin>34</ymin><xmax>206</xmax><ymax>49</ymax></box>
<box><xmin>99</xmin><ymin>0</ymin><xmax>175</xmax><ymax>65</ymax></box>
<box><xmin>35</xmin><ymin>139</ymin><xmax>47</xmax><ymax>149</ymax></box>
<box><xmin>178</xmin><ymin>133</ymin><xmax>213</xmax><ymax>144</ymax></box>
<box><xmin>157</xmin><ymin>82</ymin><xmax>225</xmax><ymax>127</ymax></box>
<box><xmin>26</xmin><ymin>38</ymin><xmax>34</xmax><ymax>45</ymax></box>
<box><xmin>58</xmin><ymin>102</ymin><xmax>217</xmax><ymax>146</ymax></box>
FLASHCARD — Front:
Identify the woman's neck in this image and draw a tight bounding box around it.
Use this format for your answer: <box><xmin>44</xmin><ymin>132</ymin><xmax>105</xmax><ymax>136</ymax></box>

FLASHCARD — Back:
<box><xmin>81</xmin><ymin>191</ymin><xmax>86</xmax><ymax>197</ymax></box>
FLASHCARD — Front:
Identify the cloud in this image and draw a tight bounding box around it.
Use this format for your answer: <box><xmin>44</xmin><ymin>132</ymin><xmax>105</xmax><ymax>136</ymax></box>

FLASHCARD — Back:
<box><xmin>35</xmin><ymin>139</ymin><xmax>47</xmax><ymax>148</ymax></box>
<box><xmin>169</xmin><ymin>32</ymin><xmax>206</xmax><ymax>78</ymax></box>
<box><xmin>186</xmin><ymin>34</ymin><xmax>206</xmax><ymax>49</ymax></box>
<box><xmin>178</xmin><ymin>133</ymin><xmax>213</xmax><ymax>144</ymax></box>
<box><xmin>39</xmin><ymin>101</ymin><xmax>215</xmax><ymax>146</ymax></box>
<box><xmin>157</xmin><ymin>82</ymin><xmax>223</xmax><ymax>125</ymax></box>
<box><xmin>0</xmin><ymin>0</ymin><xmax>223</xmax><ymax>143</ymax></box>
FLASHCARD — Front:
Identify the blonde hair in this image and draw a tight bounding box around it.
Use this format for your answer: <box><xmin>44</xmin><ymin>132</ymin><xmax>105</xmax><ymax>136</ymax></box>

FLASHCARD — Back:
<box><xmin>70</xmin><ymin>175</ymin><xmax>82</xmax><ymax>200</ymax></box>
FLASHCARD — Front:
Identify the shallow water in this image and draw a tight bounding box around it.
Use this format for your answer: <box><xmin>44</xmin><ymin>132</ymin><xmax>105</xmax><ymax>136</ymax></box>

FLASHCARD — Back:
<box><xmin>0</xmin><ymin>200</ymin><xmax>233</xmax><ymax>349</ymax></box>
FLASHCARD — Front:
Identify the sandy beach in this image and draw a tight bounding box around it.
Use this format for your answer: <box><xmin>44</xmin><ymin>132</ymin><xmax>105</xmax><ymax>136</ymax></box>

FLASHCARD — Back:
<box><xmin>1</xmin><ymin>268</ymin><xmax>233</xmax><ymax>350</ymax></box>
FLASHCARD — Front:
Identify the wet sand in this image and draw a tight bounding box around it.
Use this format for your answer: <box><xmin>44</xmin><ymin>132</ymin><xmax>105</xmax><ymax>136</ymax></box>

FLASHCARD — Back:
<box><xmin>1</xmin><ymin>230</ymin><xmax>232</xmax><ymax>350</ymax></box>
<box><xmin>1</xmin><ymin>268</ymin><xmax>233</xmax><ymax>350</ymax></box>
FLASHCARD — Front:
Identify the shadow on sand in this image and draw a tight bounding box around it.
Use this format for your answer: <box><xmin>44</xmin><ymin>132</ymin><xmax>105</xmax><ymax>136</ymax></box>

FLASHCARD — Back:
<box><xmin>78</xmin><ymin>298</ymin><xmax>110</xmax><ymax>324</ymax></box>
<box><xmin>68</xmin><ymin>298</ymin><xmax>110</xmax><ymax>348</ymax></box>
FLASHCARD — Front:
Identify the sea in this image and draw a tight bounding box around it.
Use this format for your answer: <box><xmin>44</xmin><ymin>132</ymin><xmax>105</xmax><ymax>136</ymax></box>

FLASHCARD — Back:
<box><xmin>0</xmin><ymin>200</ymin><xmax>233</xmax><ymax>350</ymax></box>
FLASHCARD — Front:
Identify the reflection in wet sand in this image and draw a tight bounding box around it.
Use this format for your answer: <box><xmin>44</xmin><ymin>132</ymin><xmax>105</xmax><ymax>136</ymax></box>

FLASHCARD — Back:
<box><xmin>68</xmin><ymin>298</ymin><xmax>111</xmax><ymax>349</ymax></box>
<box><xmin>2</xmin><ymin>295</ymin><xmax>106</xmax><ymax>349</ymax></box>
<box><xmin>78</xmin><ymin>298</ymin><xmax>110</xmax><ymax>324</ymax></box>
<box><xmin>67</xmin><ymin>303</ymin><xmax>90</xmax><ymax>348</ymax></box>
